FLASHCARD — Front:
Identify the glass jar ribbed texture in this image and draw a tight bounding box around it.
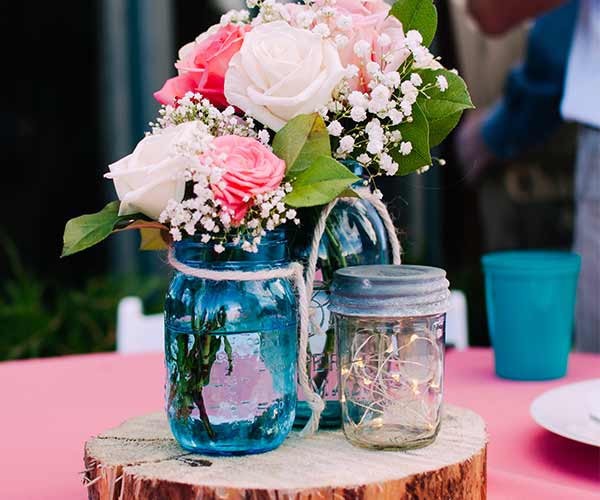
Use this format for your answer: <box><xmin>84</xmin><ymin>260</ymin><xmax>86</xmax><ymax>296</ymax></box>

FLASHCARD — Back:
<box><xmin>164</xmin><ymin>232</ymin><xmax>297</xmax><ymax>455</ymax></box>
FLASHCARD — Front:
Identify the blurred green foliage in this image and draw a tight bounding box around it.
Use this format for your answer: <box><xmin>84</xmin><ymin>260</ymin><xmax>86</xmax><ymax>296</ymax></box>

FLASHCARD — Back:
<box><xmin>0</xmin><ymin>238</ymin><xmax>167</xmax><ymax>361</ymax></box>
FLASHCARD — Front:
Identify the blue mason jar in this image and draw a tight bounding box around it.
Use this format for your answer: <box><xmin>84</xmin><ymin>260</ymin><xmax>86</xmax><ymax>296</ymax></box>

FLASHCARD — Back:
<box><xmin>164</xmin><ymin>232</ymin><xmax>297</xmax><ymax>455</ymax></box>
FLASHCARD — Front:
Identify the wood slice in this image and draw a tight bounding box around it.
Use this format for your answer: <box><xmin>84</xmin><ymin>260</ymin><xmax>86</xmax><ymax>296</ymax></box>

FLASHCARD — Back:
<box><xmin>84</xmin><ymin>404</ymin><xmax>487</xmax><ymax>500</ymax></box>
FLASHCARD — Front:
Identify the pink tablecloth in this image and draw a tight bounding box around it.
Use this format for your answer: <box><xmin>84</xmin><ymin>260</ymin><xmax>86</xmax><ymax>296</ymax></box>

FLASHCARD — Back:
<box><xmin>0</xmin><ymin>348</ymin><xmax>598</xmax><ymax>499</ymax></box>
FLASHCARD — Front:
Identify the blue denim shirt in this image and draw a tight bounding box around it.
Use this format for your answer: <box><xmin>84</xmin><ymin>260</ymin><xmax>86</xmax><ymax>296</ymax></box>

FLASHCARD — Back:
<box><xmin>482</xmin><ymin>1</ymin><xmax>579</xmax><ymax>159</ymax></box>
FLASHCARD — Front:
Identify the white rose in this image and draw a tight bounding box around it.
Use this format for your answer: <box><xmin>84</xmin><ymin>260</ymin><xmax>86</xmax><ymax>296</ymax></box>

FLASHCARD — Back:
<box><xmin>224</xmin><ymin>21</ymin><xmax>346</xmax><ymax>131</ymax></box>
<box><xmin>105</xmin><ymin>122</ymin><xmax>197</xmax><ymax>220</ymax></box>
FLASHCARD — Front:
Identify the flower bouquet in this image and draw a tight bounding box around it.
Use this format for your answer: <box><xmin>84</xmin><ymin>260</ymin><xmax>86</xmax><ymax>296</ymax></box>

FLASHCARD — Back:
<box><xmin>62</xmin><ymin>0</ymin><xmax>471</xmax><ymax>456</ymax></box>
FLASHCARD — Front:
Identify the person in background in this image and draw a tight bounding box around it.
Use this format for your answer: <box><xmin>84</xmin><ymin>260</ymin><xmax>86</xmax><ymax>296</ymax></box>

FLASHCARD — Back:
<box><xmin>457</xmin><ymin>1</ymin><xmax>578</xmax><ymax>182</ymax></box>
<box><xmin>465</xmin><ymin>0</ymin><xmax>600</xmax><ymax>353</ymax></box>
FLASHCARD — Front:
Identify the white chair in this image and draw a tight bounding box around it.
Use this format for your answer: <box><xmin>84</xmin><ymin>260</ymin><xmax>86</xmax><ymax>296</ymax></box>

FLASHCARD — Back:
<box><xmin>445</xmin><ymin>290</ymin><xmax>469</xmax><ymax>350</ymax></box>
<box><xmin>116</xmin><ymin>297</ymin><xmax>164</xmax><ymax>353</ymax></box>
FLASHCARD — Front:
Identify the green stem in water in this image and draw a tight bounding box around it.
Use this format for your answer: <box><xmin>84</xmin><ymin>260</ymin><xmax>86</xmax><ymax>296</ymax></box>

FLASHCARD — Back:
<box><xmin>324</xmin><ymin>222</ymin><xmax>347</xmax><ymax>270</ymax></box>
<box><xmin>311</xmin><ymin>328</ymin><xmax>336</xmax><ymax>394</ymax></box>
<box><xmin>223</xmin><ymin>336</ymin><xmax>234</xmax><ymax>376</ymax></box>
<box><xmin>194</xmin><ymin>386</ymin><xmax>216</xmax><ymax>440</ymax></box>
<box><xmin>197</xmin><ymin>333</ymin><xmax>216</xmax><ymax>440</ymax></box>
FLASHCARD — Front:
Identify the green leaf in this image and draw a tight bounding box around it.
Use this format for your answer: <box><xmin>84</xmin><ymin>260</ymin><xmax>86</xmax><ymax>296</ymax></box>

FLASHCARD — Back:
<box><xmin>273</xmin><ymin>114</ymin><xmax>331</xmax><ymax>175</ymax></box>
<box><xmin>428</xmin><ymin>110</ymin><xmax>464</xmax><ymax>147</ymax></box>
<box><xmin>61</xmin><ymin>202</ymin><xmax>123</xmax><ymax>257</ymax></box>
<box><xmin>139</xmin><ymin>228</ymin><xmax>168</xmax><ymax>251</ymax></box>
<box><xmin>62</xmin><ymin>203</ymin><xmax>170</xmax><ymax>257</ymax></box>
<box><xmin>417</xmin><ymin>68</ymin><xmax>474</xmax><ymax>146</ymax></box>
<box><xmin>392</xmin><ymin>103</ymin><xmax>432</xmax><ymax>175</ymax></box>
<box><xmin>338</xmin><ymin>187</ymin><xmax>361</xmax><ymax>199</ymax></box>
<box><xmin>284</xmin><ymin>156</ymin><xmax>359</xmax><ymax>208</ymax></box>
<box><xmin>391</xmin><ymin>0</ymin><xmax>438</xmax><ymax>47</ymax></box>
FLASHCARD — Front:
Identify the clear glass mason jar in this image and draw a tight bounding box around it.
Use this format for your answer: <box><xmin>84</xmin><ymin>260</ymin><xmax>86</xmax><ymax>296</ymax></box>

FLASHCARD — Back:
<box><xmin>330</xmin><ymin>265</ymin><xmax>450</xmax><ymax>450</ymax></box>
<box><xmin>164</xmin><ymin>232</ymin><xmax>297</xmax><ymax>456</ymax></box>
<box><xmin>294</xmin><ymin>171</ymin><xmax>391</xmax><ymax>429</ymax></box>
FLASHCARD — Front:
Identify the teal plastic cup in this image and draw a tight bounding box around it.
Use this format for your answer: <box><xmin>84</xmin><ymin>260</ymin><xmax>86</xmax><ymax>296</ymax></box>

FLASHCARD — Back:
<box><xmin>482</xmin><ymin>251</ymin><xmax>581</xmax><ymax>380</ymax></box>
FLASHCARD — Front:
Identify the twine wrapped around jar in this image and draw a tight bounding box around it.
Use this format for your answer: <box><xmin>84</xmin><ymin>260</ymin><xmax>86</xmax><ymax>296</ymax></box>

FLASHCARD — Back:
<box><xmin>168</xmin><ymin>190</ymin><xmax>402</xmax><ymax>436</ymax></box>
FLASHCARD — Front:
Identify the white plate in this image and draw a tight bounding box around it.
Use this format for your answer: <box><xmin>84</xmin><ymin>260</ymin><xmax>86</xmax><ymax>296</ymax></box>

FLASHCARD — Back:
<box><xmin>530</xmin><ymin>379</ymin><xmax>600</xmax><ymax>447</ymax></box>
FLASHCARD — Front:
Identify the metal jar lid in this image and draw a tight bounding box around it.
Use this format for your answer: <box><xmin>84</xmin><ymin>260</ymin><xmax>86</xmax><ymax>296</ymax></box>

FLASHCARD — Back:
<box><xmin>330</xmin><ymin>265</ymin><xmax>451</xmax><ymax>317</ymax></box>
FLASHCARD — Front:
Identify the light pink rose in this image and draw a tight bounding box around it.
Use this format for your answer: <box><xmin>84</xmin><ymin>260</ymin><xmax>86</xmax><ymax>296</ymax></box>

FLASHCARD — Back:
<box><xmin>288</xmin><ymin>1</ymin><xmax>410</xmax><ymax>93</ymax></box>
<box><xmin>202</xmin><ymin>136</ymin><xmax>286</xmax><ymax>224</ymax></box>
<box><xmin>154</xmin><ymin>24</ymin><xmax>251</xmax><ymax>109</ymax></box>
<box><xmin>339</xmin><ymin>11</ymin><xmax>410</xmax><ymax>92</ymax></box>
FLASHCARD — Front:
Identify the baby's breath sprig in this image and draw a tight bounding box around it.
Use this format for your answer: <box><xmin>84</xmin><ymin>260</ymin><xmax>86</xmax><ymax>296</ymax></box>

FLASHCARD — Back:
<box><xmin>313</xmin><ymin>27</ymin><xmax>450</xmax><ymax>184</ymax></box>
<box><xmin>151</xmin><ymin>92</ymin><xmax>298</xmax><ymax>253</ymax></box>
<box><xmin>149</xmin><ymin>92</ymin><xmax>263</xmax><ymax>142</ymax></box>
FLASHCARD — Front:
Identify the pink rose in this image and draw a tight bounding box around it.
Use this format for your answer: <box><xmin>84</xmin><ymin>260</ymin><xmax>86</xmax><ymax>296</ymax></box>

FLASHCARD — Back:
<box><xmin>291</xmin><ymin>1</ymin><xmax>409</xmax><ymax>93</ymax></box>
<box><xmin>154</xmin><ymin>24</ymin><xmax>251</xmax><ymax>109</ymax></box>
<box><xmin>202</xmin><ymin>136</ymin><xmax>286</xmax><ymax>224</ymax></box>
<box><xmin>339</xmin><ymin>11</ymin><xmax>410</xmax><ymax>92</ymax></box>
